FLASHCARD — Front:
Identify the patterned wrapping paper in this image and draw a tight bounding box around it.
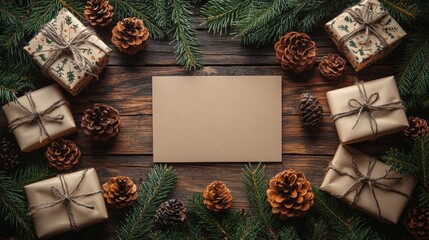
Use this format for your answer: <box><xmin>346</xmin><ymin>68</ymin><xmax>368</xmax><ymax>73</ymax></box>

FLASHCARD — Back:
<box><xmin>24</xmin><ymin>168</ymin><xmax>108</xmax><ymax>239</ymax></box>
<box><xmin>2</xmin><ymin>84</ymin><xmax>76</xmax><ymax>152</ymax></box>
<box><xmin>320</xmin><ymin>145</ymin><xmax>416</xmax><ymax>224</ymax></box>
<box><xmin>24</xmin><ymin>8</ymin><xmax>111</xmax><ymax>96</ymax></box>
<box><xmin>326</xmin><ymin>76</ymin><xmax>408</xmax><ymax>144</ymax></box>
<box><xmin>325</xmin><ymin>0</ymin><xmax>406</xmax><ymax>72</ymax></box>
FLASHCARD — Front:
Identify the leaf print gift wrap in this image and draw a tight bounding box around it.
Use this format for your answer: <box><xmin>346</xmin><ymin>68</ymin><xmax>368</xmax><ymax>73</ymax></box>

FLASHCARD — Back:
<box><xmin>24</xmin><ymin>8</ymin><xmax>111</xmax><ymax>96</ymax></box>
<box><xmin>325</xmin><ymin>0</ymin><xmax>406</xmax><ymax>72</ymax></box>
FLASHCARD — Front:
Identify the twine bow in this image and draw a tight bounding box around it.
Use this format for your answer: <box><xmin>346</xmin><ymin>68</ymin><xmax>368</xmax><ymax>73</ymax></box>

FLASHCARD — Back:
<box><xmin>332</xmin><ymin>81</ymin><xmax>404</xmax><ymax>136</ymax></box>
<box><xmin>327</xmin><ymin>156</ymin><xmax>409</xmax><ymax>219</ymax></box>
<box><xmin>8</xmin><ymin>92</ymin><xmax>66</xmax><ymax>142</ymax></box>
<box><xmin>338</xmin><ymin>2</ymin><xmax>389</xmax><ymax>50</ymax></box>
<box><xmin>37</xmin><ymin>20</ymin><xmax>107</xmax><ymax>80</ymax></box>
<box><xmin>28</xmin><ymin>169</ymin><xmax>103</xmax><ymax>231</ymax></box>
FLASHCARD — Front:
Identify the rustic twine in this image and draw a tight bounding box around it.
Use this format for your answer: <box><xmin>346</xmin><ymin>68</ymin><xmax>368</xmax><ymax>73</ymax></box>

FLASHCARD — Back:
<box><xmin>338</xmin><ymin>2</ymin><xmax>389</xmax><ymax>51</ymax></box>
<box><xmin>8</xmin><ymin>92</ymin><xmax>66</xmax><ymax>142</ymax></box>
<box><xmin>28</xmin><ymin>169</ymin><xmax>103</xmax><ymax>231</ymax></box>
<box><xmin>327</xmin><ymin>156</ymin><xmax>409</xmax><ymax>219</ymax></box>
<box><xmin>332</xmin><ymin>81</ymin><xmax>404</xmax><ymax>136</ymax></box>
<box><xmin>37</xmin><ymin>21</ymin><xmax>107</xmax><ymax>80</ymax></box>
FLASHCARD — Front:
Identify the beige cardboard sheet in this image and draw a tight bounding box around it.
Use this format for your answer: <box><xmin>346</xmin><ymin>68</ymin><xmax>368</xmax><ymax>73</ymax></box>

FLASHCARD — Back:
<box><xmin>152</xmin><ymin>76</ymin><xmax>282</xmax><ymax>163</ymax></box>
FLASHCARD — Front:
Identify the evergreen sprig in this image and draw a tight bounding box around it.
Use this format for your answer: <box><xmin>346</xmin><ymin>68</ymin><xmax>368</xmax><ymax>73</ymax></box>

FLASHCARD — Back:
<box><xmin>116</xmin><ymin>165</ymin><xmax>177</xmax><ymax>240</ymax></box>
<box><xmin>383</xmin><ymin>136</ymin><xmax>429</xmax><ymax>206</ymax></box>
<box><xmin>0</xmin><ymin>72</ymin><xmax>34</xmax><ymax>104</ymax></box>
<box><xmin>302</xmin><ymin>217</ymin><xmax>328</xmax><ymax>240</ymax></box>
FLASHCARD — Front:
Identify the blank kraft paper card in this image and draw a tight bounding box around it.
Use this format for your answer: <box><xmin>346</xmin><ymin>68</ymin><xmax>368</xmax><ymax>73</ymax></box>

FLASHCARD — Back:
<box><xmin>152</xmin><ymin>76</ymin><xmax>282</xmax><ymax>163</ymax></box>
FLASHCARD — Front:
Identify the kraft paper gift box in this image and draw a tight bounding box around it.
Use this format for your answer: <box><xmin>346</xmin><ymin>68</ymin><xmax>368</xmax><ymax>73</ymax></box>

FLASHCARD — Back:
<box><xmin>326</xmin><ymin>76</ymin><xmax>408</xmax><ymax>144</ymax></box>
<box><xmin>325</xmin><ymin>0</ymin><xmax>406</xmax><ymax>72</ymax></box>
<box><xmin>2</xmin><ymin>84</ymin><xmax>76</xmax><ymax>152</ymax></box>
<box><xmin>24</xmin><ymin>8</ymin><xmax>111</xmax><ymax>96</ymax></box>
<box><xmin>25</xmin><ymin>168</ymin><xmax>108</xmax><ymax>239</ymax></box>
<box><xmin>320</xmin><ymin>145</ymin><xmax>416</xmax><ymax>224</ymax></box>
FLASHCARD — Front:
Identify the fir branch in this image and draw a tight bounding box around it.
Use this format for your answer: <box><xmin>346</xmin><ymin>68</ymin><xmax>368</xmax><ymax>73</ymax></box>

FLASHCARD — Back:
<box><xmin>230</xmin><ymin>216</ymin><xmax>260</xmax><ymax>240</ymax></box>
<box><xmin>313</xmin><ymin>187</ymin><xmax>379</xmax><ymax>240</ymax></box>
<box><xmin>168</xmin><ymin>0</ymin><xmax>203</xmax><ymax>70</ymax></box>
<box><xmin>302</xmin><ymin>217</ymin><xmax>328</xmax><ymax>240</ymax></box>
<box><xmin>202</xmin><ymin>0</ymin><xmax>247</xmax><ymax>34</ymax></box>
<box><xmin>0</xmin><ymin>1</ymin><xmax>23</xmax><ymax>25</ymax></box>
<box><xmin>380</xmin><ymin>0</ymin><xmax>423</xmax><ymax>25</ymax></box>
<box><xmin>12</xmin><ymin>155</ymin><xmax>54</xmax><ymax>187</ymax></box>
<box><xmin>116</xmin><ymin>165</ymin><xmax>177</xmax><ymax>240</ymax></box>
<box><xmin>0</xmin><ymin>72</ymin><xmax>34</xmax><ymax>104</ymax></box>
<box><xmin>241</xmin><ymin>164</ymin><xmax>278</xmax><ymax>239</ymax></box>
<box><xmin>0</xmin><ymin>171</ymin><xmax>35</xmax><ymax>240</ymax></box>
<box><xmin>277</xmin><ymin>226</ymin><xmax>301</xmax><ymax>239</ymax></box>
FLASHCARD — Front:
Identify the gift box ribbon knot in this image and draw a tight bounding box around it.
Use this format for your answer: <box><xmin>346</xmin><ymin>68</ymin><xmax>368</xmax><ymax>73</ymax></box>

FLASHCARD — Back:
<box><xmin>8</xmin><ymin>92</ymin><xmax>66</xmax><ymax>142</ymax></box>
<box><xmin>327</xmin><ymin>156</ymin><xmax>409</xmax><ymax>219</ymax></box>
<box><xmin>37</xmin><ymin>22</ymin><xmax>108</xmax><ymax>80</ymax></box>
<box><xmin>28</xmin><ymin>169</ymin><xmax>103</xmax><ymax>230</ymax></box>
<box><xmin>332</xmin><ymin>81</ymin><xmax>405</xmax><ymax>136</ymax></box>
<box><xmin>339</xmin><ymin>2</ymin><xmax>388</xmax><ymax>50</ymax></box>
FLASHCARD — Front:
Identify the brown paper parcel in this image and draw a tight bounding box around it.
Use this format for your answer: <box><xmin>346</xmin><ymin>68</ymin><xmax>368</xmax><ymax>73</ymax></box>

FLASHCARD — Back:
<box><xmin>320</xmin><ymin>145</ymin><xmax>416</xmax><ymax>224</ymax></box>
<box><xmin>326</xmin><ymin>76</ymin><xmax>408</xmax><ymax>144</ymax></box>
<box><xmin>2</xmin><ymin>84</ymin><xmax>76</xmax><ymax>152</ymax></box>
<box><xmin>325</xmin><ymin>0</ymin><xmax>406</xmax><ymax>72</ymax></box>
<box><xmin>24</xmin><ymin>168</ymin><xmax>108</xmax><ymax>239</ymax></box>
<box><xmin>24</xmin><ymin>8</ymin><xmax>111</xmax><ymax>96</ymax></box>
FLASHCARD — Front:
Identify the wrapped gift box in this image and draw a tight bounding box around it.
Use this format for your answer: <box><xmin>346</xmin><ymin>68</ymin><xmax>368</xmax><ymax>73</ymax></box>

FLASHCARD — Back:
<box><xmin>2</xmin><ymin>84</ymin><xmax>76</xmax><ymax>152</ymax></box>
<box><xmin>24</xmin><ymin>8</ymin><xmax>111</xmax><ymax>96</ymax></box>
<box><xmin>325</xmin><ymin>0</ymin><xmax>406</xmax><ymax>71</ymax></box>
<box><xmin>326</xmin><ymin>76</ymin><xmax>408</xmax><ymax>144</ymax></box>
<box><xmin>320</xmin><ymin>145</ymin><xmax>416</xmax><ymax>224</ymax></box>
<box><xmin>25</xmin><ymin>168</ymin><xmax>108</xmax><ymax>239</ymax></box>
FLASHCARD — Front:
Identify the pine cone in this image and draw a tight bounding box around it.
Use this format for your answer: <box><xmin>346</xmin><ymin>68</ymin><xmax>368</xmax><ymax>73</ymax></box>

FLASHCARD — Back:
<box><xmin>102</xmin><ymin>176</ymin><xmax>138</xmax><ymax>208</ymax></box>
<box><xmin>84</xmin><ymin>0</ymin><xmax>114</xmax><ymax>27</ymax></box>
<box><xmin>111</xmin><ymin>17</ymin><xmax>149</xmax><ymax>55</ymax></box>
<box><xmin>274</xmin><ymin>32</ymin><xmax>318</xmax><ymax>73</ymax></box>
<box><xmin>267</xmin><ymin>169</ymin><xmax>314</xmax><ymax>219</ymax></box>
<box><xmin>404</xmin><ymin>116</ymin><xmax>429</xmax><ymax>140</ymax></box>
<box><xmin>299</xmin><ymin>93</ymin><xmax>323</xmax><ymax>127</ymax></box>
<box><xmin>406</xmin><ymin>207</ymin><xmax>429</xmax><ymax>240</ymax></box>
<box><xmin>203</xmin><ymin>181</ymin><xmax>232</xmax><ymax>212</ymax></box>
<box><xmin>319</xmin><ymin>53</ymin><xmax>346</xmax><ymax>80</ymax></box>
<box><xmin>155</xmin><ymin>199</ymin><xmax>186</xmax><ymax>226</ymax></box>
<box><xmin>81</xmin><ymin>103</ymin><xmax>121</xmax><ymax>141</ymax></box>
<box><xmin>45</xmin><ymin>139</ymin><xmax>80</xmax><ymax>171</ymax></box>
<box><xmin>0</xmin><ymin>138</ymin><xmax>20</xmax><ymax>170</ymax></box>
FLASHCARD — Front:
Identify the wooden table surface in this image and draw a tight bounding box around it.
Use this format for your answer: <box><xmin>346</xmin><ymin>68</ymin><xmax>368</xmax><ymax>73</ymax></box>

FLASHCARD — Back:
<box><xmin>8</xmin><ymin>13</ymin><xmax>426</xmax><ymax>239</ymax></box>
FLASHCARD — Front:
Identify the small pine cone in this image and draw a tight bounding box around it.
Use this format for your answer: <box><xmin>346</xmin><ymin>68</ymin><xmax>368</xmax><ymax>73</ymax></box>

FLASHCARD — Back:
<box><xmin>404</xmin><ymin>116</ymin><xmax>429</xmax><ymax>140</ymax></box>
<box><xmin>203</xmin><ymin>181</ymin><xmax>232</xmax><ymax>212</ymax></box>
<box><xmin>111</xmin><ymin>17</ymin><xmax>149</xmax><ymax>55</ymax></box>
<box><xmin>81</xmin><ymin>103</ymin><xmax>121</xmax><ymax>141</ymax></box>
<box><xmin>0</xmin><ymin>138</ymin><xmax>21</xmax><ymax>170</ymax></box>
<box><xmin>45</xmin><ymin>139</ymin><xmax>80</xmax><ymax>171</ymax></box>
<box><xmin>84</xmin><ymin>0</ymin><xmax>114</xmax><ymax>27</ymax></box>
<box><xmin>299</xmin><ymin>93</ymin><xmax>323</xmax><ymax>127</ymax></box>
<box><xmin>155</xmin><ymin>199</ymin><xmax>186</xmax><ymax>226</ymax></box>
<box><xmin>319</xmin><ymin>54</ymin><xmax>346</xmax><ymax>80</ymax></box>
<box><xmin>267</xmin><ymin>169</ymin><xmax>314</xmax><ymax>219</ymax></box>
<box><xmin>102</xmin><ymin>176</ymin><xmax>138</xmax><ymax>208</ymax></box>
<box><xmin>274</xmin><ymin>32</ymin><xmax>318</xmax><ymax>73</ymax></box>
<box><xmin>406</xmin><ymin>207</ymin><xmax>429</xmax><ymax>240</ymax></box>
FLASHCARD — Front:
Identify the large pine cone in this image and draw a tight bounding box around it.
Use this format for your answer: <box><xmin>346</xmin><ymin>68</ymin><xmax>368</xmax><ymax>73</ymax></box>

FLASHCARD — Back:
<box><xmin>274</xmin><ymin>32</ymin><xmax>318</xmax><ymax>73</ymax></box>
<box><xmin>404</xmin><ymin>116</ymin><xmax>429</xmax><ymax>141</ymax></box>
<box><xmin>406</xmin><ymin>207</ymin><xmax>429</xmax><ymax>240</ymax></box>
<box><xmin>319</xmin><ymin>53</ymin><xmax>346</xmax><ymax>80</ymax></box>
<box><xmin>45</xmin><ymin>139</ymin><xmax>80</xmax><ymax>171</ymax></box>
<box><xmin>0</xmin><ymin>138</ymin><xmax>20</xmax><ymax>170</ymax></box>
<box><xmin>203</xmin><ymin>181</ymin><xmax>233</xmax><ymax>212</ymax></box>
<box><xmin>299</xmin><ymin>93</ymin><xmax>323</xmax><ymax>127</ymax></box>
<box><xmin>84</xmin><ymin>0</ymin><xmax>114</xmax><ymax>27</ymax></box>
<box><xmin>102</xmin><ymin>176</ymin><xmax>138</xmax><ymax>208</ymax></box>
<box><xmin>155</xmin><ymin>199</ymin><xmax>186</xmax><ymax>226</ymax></box>
<box><xmin>81</xmin><ymin>103</ymin><xmax>121</xmax><ymax>141</ymax></box>
<box><xmin>267</xmin><ymin>169</ymin><xmax>314</xmax><ymax>219</ymax></box>
<box><xmin>111</xmin><ymin>17</ymin><xmax>149</xmax><ymax>55</ymax></box>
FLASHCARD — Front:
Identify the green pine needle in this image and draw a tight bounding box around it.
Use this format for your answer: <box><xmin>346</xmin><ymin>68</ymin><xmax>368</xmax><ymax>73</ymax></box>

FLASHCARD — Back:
<box><xmin>302</xmin><ymin>217</ymin><xmax>328</xmax><ymax>240</ymax></box>
<box><xmin>12</xmin><ymin>155</ymin><xmax>54</xmax><ymax>188</ymax></box>
<box><xmin>116</xmin><ymin>165</ymin><xmax>177</xmax><ymax>240</ymax></box>
<box><xmin>241</xmin><ymin>163</ymin><xmax>278</xmax><ymax>239</ymax></box>
<box><xmin>202</xmin><ymin>0</ymin><xmax>247</xmax><ymax>35</ymax></box>
<box><xmin>380</xmin><ymin>0</ymin><xmax>423</xmax><ymax>25</ymax></box>
<box><xmin>278</xmin><ymin>226</ymin><xmax>301</xmax><ymax>239</ymax></box>
<box><xmin>0</xmin><ymin>72</ymin><xmax>34</xmax><ymax>104</ymax></box>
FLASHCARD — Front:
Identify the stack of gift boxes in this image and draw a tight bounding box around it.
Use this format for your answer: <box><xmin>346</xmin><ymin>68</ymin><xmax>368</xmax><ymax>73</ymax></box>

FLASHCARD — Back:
<box><xmin>320</xmin><ymin>0</ymin><xmax>416</xmax><ymax>225</ymax></box>
<box><xmin>2</xmin><ymin>8</ymin><xmax>112</xmax><ymax>238</ymax></box>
